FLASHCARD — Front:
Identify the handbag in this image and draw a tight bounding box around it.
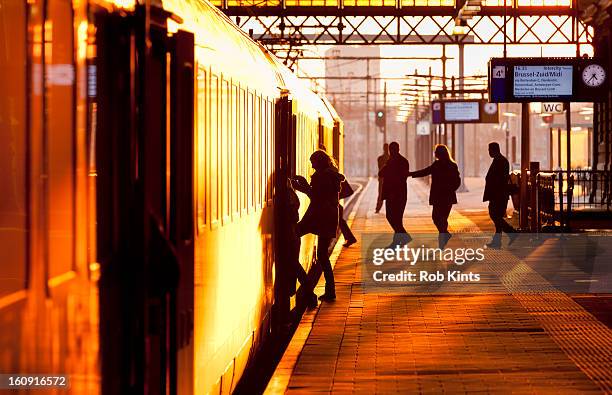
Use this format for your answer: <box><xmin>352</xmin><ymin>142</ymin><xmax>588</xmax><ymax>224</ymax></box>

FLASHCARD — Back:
<box><xmin>452</xmin><ymin>169</ymin><xmax>461</xmax><ymax>191</ymax></box>
<box><xmin>339</xmin><ymin>180</ymin><xmax>354</xmax><ymax>199</ymax></box>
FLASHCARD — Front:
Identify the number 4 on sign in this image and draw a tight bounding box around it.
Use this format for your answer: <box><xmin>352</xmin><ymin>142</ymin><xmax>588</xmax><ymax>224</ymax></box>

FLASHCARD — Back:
<box><xmin>493</xmin><ymin>66</ymin><xmax>505</xmax><ymax>79</ymax></box>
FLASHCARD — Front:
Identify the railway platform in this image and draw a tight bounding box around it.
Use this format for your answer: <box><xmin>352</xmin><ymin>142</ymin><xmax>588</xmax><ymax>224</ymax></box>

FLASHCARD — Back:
<box><xmin>265</xmin><ymin>178</ymin><xmax>612</xmax><ymax>394</ymax></box>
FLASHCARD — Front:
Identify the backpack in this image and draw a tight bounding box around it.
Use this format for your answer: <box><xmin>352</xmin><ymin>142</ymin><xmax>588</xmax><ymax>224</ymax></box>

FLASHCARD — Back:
<box><xmin>339</xmin><ymin>180</ymin><xmax>354</xmax><ymax>199</ymax></box>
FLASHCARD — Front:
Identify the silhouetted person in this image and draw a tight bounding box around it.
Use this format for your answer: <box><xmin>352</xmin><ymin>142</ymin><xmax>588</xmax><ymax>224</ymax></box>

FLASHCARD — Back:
<box><xmin>410</xmin><ymin>145</ymin><xmax>460</xmax><ymax>248</ymax></box>
<box><xmin>378</xmin><ymin>142</ymin><xmax>411</xmax><ymax>246</ymax></box>
<box><xmin>292</xmin><ymin>150</ymin><xmax>345</xmax><ymax>302</ymax></box>
<box><xmin>484</xmin><ymin>142</ymin><xmax>517</xmax><ymax>248</ymax></box>
<box><xmin>375</xmin><ymin>143</ymin><xmax>390</xmax><ymax>213</ymax></box>
<box><xmin>281</xmin><ymin>179</ymin><xmax>318</xmax><ymax>309</ymax></box>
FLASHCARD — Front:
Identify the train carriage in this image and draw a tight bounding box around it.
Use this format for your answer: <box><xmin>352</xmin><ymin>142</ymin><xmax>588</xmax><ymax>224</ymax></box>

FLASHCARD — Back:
<box><xmin>0</xmin><ymin>0</ymin><xmax>343</xmax><ymax>394</ymax></box>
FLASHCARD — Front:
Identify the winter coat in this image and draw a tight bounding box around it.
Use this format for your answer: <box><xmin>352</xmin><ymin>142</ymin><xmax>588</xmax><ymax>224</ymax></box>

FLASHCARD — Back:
<box><xmin>483</xmin><ymin>155</ymin><xmax>510</xmax><ymax>202</ymax></box>
<box><xmin>297</xmin><ymin>167</ymin><xmax>345</xmax><ymax>238</ymax></box>
<box><xmin>378</xmin><ymin>153</ymin><xmax>410</xmax><ymax>200</ymax></box>
<box><xmin>411</xmin><ymin>160</ymin><xmax>460</xmax><ymax>206</ymax></box>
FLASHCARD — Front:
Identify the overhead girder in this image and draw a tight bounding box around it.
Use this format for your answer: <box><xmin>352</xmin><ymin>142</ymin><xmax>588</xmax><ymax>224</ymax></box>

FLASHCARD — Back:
<box><xmin>228</xmin><ymin>13</ymin><xmax>592</xmax><ymax>46</ymax></box>
<box><xmin>221</xmin><ymin>3</ymin><xmax>593</xmax><ymax>73</ymax></box>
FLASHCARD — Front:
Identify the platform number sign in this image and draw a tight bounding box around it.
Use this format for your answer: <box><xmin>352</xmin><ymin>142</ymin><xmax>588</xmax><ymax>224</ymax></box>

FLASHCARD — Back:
<box><xmin>492</xmin><ymin>66</ymin><xmax>505</xmax><ymax>79</ymax></box>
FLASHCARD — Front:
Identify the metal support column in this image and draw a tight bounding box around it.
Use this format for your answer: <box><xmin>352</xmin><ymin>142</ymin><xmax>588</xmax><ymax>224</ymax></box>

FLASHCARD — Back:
<box><xmin>565</xmin><ymin>102</ymin><xmax>572</xmax><ymax>229</ymax></box>
<box><xmin>366</xmin><ymin>60</ymin><xmax>370</xmax><ymax>176</ymax></box>
<box><xmin>451</xmin><ymin>76</ymin><xmax>456</xmax><ymax>158</ymax></box>
<box><xmin>383</xmin><ymin>82</ymin><xmax>387</xmax><ymax>144</ymax></box>
<box><xmin>519</xmin><ymin>102</ymin><xmax>530</xmax><ymax>230</ymax></box>
<box><xmin>457</xmin><ymin>41</ymin><xmax>468</xmax><ymax>192</ymax></box>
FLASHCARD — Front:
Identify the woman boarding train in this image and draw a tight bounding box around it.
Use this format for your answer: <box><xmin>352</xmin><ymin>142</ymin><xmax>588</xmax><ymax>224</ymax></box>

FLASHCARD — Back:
<box><xmin>291</xmin><ymin>150</ymin><xmax>346</xmax><ymax>302</ymax></box>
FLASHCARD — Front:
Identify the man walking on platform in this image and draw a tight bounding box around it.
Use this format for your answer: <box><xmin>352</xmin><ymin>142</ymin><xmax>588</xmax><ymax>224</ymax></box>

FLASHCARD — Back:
<box><xmin>378</xmin><ymin>142</ymin><xmax>411</xmax><ymax>246</ymax></box>
<box><xmin>483</xmin><ymin>142</ymin><xmax>517</xmax><ymax>248</ymax></box>
<box><xmin>375</xmin><ymin>143</ymin><xmax>390</xmax><ymax>213</ymax></box>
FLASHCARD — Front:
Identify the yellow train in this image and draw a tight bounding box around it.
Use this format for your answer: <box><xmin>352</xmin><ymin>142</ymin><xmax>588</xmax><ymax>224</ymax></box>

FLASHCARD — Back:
<box><xmin>0</xmin><ymin>0</ymin><xmax>343</xmax><ymax>393</ymax></box>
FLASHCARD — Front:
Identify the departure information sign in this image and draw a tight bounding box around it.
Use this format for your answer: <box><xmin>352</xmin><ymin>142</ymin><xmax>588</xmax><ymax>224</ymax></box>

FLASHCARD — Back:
<box><xmin>444</xmin><ymin>101</ymin><xmax>479</xmax><ymax>121</ymax></box>
<box><xmin>513</xmin><ymin>65</ymin><xmax>573</xmax><ymax>99</ymax></box>
<box><xmin>489</xmin><ymin>57</ymin><xmax>607</xmax><ymax>103</ymax></box>
<box><xmin>431</xmin><ymin>99</ymin><xmax>498</xmax><ymax>124</ymax></box>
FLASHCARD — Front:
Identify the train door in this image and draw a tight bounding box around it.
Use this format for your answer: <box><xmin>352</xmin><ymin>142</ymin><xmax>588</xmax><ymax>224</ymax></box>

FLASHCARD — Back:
<box><xmin>273</xmin><ymin>95</ymin><xmax>297</xmax><ymax>326</ymax></box>
<box><xmin>95</xmin><ymin>6</ymin><xmax>193</xmax><ymax>395</ymax></box>
<box><xmin>94</xmin><ymin>8</ymin><xmax>141</xmax><ymax>394</ymax></box>
<box><xmin>274</xmin><ymin>94</ymin><xmax>294</xmax><ymax>211</ymax></box>
<box><xmin>168</xmin><ymin>30</ymin><xmax>195</xmax><ymax>395</ymax></box>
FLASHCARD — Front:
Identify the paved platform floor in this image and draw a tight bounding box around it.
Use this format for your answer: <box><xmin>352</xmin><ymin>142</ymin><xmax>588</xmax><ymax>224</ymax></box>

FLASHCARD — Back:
<box><xmin>265</xmin><ymin>178</ymin><xmax>612</xmax><ymax>394</ymax></box>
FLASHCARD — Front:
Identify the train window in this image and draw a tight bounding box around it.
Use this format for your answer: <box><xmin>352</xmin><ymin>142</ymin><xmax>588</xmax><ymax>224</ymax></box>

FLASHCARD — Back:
<box><xmin>263</xmin><ymin>99</ymin><xmax>267</xmax><ymax>203</ymax></box>
<box><xmin>210</xmin><ymin>74</ymin><xmax>219</xmax><ymax>226</ymax></box>
<box><xmin>233</xmin><ymin>85</ymin><xmax>238</xmax><ymax>216</ymax></box>
<box><xmin>251</xmin><ymin>93</ymin><xmax>256</xmax><ymax>209</ymax></box>
<box><xmin>268</xmin><ymin>100</ymin><xmax>274</xmax><ymax>204</ymax></box>
<box><xmin>243</xmin><ymin>90</ymin><xmax>248</xmax><ymax>213</ymax></box>
<box><xmin>298</xmin><ymin>115</ymin><xmax>303</xmax><ymax>177</ymax></box>
<box><xmin>0</xmin><ymin>0</ymin><xmax>27</xmax><ymax>296</ymax></box>
<box><xmin>240</xmin><ymin>88</ymin><xmax>246</xmax><ymax>213</ymax></box>
<box><xmin>47</xmin><ymin>0</ymin><xmax>77</xmax><ymax>280</ymax></box>
<box><xmin>298</xmin><ymin>115</ymin><xmax>304</xmax><ymax>177</ymax></box>
<box><xmin>261</xmin><ymin>97</ymin><xmax>270</xmax><ymax>206</ymax></box>
<box><xmin>196</xmin><ymin>68</ymin><xmax>207</xmax><ymax>229</ymax></box>
<box><xmin>252</xmin><ymin>94</ymin><xmax>257</xmax><ymax>210</ymax></box>
<box><xmin>262</xmin><ymin>98</ymin><xmax>266</xmax><ymax>205</ymax></box>
<box><xmin>301</xmin><ymin>115</ymin><xmax>305</xmax><ymax>177</ymax></box>
<box><xmin>226</xmin><ymin>80</ymin><xmax>231</xmax><ymax>221</ymax></box>
<box><xmin>230</xmin><ymin>83</ymin><xmax>238</xmax><ymax>218</ymax></box>
<box><xmin>262</xmin><ymin>99</ymin><xmax>266</xmax><ymax>203</ymax></box>
<box><xmin>321</xmin><ymin>121</ymin><xmax>326</xmax><ymax>152</ymax></box>
<box><xmin>254</xmin><ymin>95</ymin><xmax>258</xmax><ymax>207</ymax></box>
<box><xmin>261</xmin><ymin>98</ymin><xmax>266</xmax><ymax>205</ymax></box>
<box><xmin>221</xmin><ymin>79</ymin><xmax>229</xmax><ymax>222</ymax></box>
<box><xmin>238</xmin><ymin>87</ymin><xmax>245</xmax><ymax>215</ymax></box>
<box><xmin>254</xmin><ymin>95</ymin><xmax>260</xmax><ymax>208</ymax></box>
<box><xmin>247</xmin><ymin>91</ymin><xmax>254</xmax><ymax>211</ymax></box>
<box><xmin>259</xmin><ymin>95</ymin><xmax>263</xmax><ymax>206</ymax></box>
<box><xmin>242</xmin><ymin>89</ymin><xmax>247</xmax><ymax>212</ymax></box>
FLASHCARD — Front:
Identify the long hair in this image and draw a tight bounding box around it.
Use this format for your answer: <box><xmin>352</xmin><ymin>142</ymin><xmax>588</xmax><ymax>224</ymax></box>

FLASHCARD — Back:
<box><xmin>434</xmin><ymin>144</ymin><xmax>455</xmax><ymax>163</ymax></box>
<box><xmin>310</xmin><ymin>149</ymin><xmax>333</xmax><ymax>170</ymax></box>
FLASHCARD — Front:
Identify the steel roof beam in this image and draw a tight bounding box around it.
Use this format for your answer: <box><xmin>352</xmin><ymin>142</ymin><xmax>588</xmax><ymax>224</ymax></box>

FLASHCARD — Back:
<box><xmin>222</xmin><ymin>5</ymin><xmax>576</xmax><ymax>16</ymax></box>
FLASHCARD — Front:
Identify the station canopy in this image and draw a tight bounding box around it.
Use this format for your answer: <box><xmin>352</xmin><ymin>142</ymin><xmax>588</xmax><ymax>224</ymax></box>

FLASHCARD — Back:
<box><xmin>213</xmin><ymin>0</ymin><xmax>571</xmax><ymax>7</ymax></box>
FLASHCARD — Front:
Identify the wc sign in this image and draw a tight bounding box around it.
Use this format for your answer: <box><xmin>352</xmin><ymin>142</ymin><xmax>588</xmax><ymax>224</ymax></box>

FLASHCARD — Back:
<box><xmin>541</xmin><ymin>102</ymin><xmax>564</xmax><ymax>114</ymax></box>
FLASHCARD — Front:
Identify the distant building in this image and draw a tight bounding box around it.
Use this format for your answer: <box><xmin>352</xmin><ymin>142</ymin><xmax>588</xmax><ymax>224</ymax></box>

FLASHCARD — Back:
<box><xmin>325</xmin><ymin>46</ymin><xmax>381</xmax><ymax>177</ymax></box>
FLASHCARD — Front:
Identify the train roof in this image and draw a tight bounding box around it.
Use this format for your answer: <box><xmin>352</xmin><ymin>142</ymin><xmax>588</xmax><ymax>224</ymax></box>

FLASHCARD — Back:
<box><xmin>268</xmin><ymin>56</ymin><xmax>336</xmax><ymax>123</ymax></box>
<box><xmin>163</xmin><ymin>0</ymin><xmax>283</xmax><ymax>96</ymax></box>
<box><xmin>319</xmin><ymin>95</ymin><xmax>342</xmax><ymax>124</ymax></box>
<box><xmin>162</xmin><ymin>0</ymin><xmax>337</xmax><ymax>123</ymax></box>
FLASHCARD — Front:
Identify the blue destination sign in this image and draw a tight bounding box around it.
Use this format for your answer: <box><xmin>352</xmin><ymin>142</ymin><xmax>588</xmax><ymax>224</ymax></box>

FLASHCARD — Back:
<box><xmin>513</xmin><ymin>65</ymin><xmax>573</xmax><ymax>99</ymax></box>
<box><xmin>488</xmin><ymin>57</ymin><xmax>607</xmax><ymax>103</ymax></box>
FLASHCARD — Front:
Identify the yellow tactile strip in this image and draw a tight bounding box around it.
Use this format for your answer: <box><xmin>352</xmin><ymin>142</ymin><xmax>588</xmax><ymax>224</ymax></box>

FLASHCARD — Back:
<box><xmin>452</xmin><ymin>210</ymin><xmax>612</xmax><ymax>393</ymax></box>
<box><xmin>267</xmin><ymin>179</ymin><xmax>609</xmax><ymax>394</ymax></box>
